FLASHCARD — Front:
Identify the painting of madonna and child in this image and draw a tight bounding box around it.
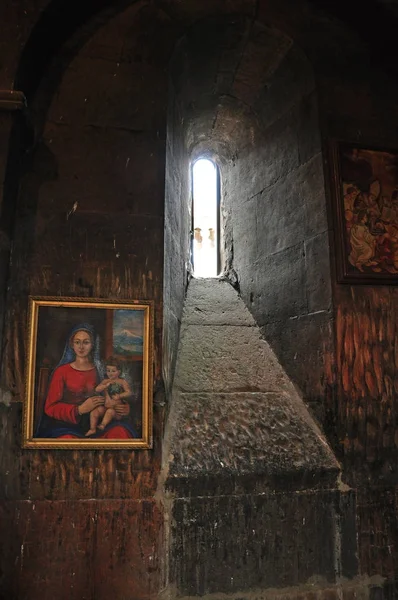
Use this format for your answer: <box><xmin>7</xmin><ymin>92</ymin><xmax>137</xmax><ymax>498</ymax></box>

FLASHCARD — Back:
<box><xmin>334</xmin><ymin>142</ymin><xmax>398</xmax><ymax>283</ymax></box>
<box><xmin>23</xmin><ymin>298</ymin><xmax>153</xmax><ymax>449</ymax></box>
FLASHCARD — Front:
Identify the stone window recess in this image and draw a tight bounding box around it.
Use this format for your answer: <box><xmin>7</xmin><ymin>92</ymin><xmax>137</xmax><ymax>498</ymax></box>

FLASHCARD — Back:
<box><xmin>191</xmin><ymin>158</ymin><xmax>220</xmax><ymax>277</ymax></box>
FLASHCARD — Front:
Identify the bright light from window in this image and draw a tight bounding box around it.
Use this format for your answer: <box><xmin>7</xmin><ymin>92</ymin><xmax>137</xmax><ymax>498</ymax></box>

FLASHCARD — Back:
<box><xmin>192</xmin><ymin>158</ymin><xmax>218</xmax><ymax>277</ymax></box>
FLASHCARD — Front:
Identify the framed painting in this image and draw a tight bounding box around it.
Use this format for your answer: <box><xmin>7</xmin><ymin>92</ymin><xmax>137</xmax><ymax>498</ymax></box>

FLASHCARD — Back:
<box><xmin>23</xmin><ymin>297</ymin><xmax>153</xmax><ymax>449</ymax></box>
<box><xmin>330</xmin><ymin>141</ymin><xmax>398</xmax><ymax>284</ymax></box>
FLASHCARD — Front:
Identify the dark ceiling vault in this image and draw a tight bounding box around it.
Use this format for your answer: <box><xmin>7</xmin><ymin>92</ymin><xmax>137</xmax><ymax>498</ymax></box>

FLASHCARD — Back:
<box><xmin>16</xmin><ymin>0</ymin><xmax>398</xmax><ymax>106</ymax></box>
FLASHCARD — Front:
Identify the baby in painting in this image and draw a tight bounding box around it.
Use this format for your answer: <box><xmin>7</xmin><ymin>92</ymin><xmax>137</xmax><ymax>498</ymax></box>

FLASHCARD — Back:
<box><xmin>85</xmin><ymin>356</ymin><xmax>132</xmax><ymax>436</ymax></box>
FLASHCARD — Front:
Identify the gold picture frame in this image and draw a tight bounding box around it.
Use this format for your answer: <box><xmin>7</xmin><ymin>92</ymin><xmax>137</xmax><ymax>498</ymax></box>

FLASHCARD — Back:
<box><xmin>23</xmin><ymin>297</ymin><xmax>153</xmax><ymax>449</ymax></box>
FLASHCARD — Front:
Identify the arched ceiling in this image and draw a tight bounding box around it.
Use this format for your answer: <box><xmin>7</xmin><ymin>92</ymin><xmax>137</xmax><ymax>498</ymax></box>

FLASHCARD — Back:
<box><xmin>14</xmin><ymin>0</ymin><xmax>398</xmax><ymax>105</ymax></box>
<box><xmin>168</xmin><ymin>16</ymin><xmax>297</xmax><ymax>157</ymax></box>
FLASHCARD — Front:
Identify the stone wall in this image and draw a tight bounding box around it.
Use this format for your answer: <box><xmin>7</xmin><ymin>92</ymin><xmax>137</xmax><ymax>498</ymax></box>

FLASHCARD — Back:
<box><xmin>163</xmin><ymin>80</ymin><xmax>190</xmax><ymax>396</ymax></box>
<box><xmin>224</xmin><ymin>44</ymin><xmax>333</xmax><ymax>423</ymax></box>
<box><xmin>0</xmin><ymin>5</ymin><xmax>172</xmax><ymax>598</ymax></box>
<box><xmin>0</xmin><ymin>1</ymin><xmax>398</xmax><ymax>598</ymax></box>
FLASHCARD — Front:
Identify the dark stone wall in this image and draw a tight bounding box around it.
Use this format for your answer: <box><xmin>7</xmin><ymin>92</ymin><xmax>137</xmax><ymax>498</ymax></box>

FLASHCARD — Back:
<box><xmin>164</xmin><ymin>279</ymin><xmax>347</xmax><ymax>598</ymax></box>
<box><xmin>224</xmin><ymin>45</ymin><xmax>334</xmax><ymax>422</ymax></box>
<box><xmin>0</xmin><ymin>1</ymin><xmax>398</xmax><ymax>599</ymax></box>
<box><xmin>0</xmin><ymin>5</ymin><xmax>173</xmax><ymax>599</ymax></box>
<box><xmin>161</xmin><ymin>11</ymin><xmax>398</xmax><ymax>599</ymax></box>
<box><xmin>319</xmin><ymin>43</ymin><xmax>398</xmax><ymax>591</ymax></box>
<box><xmin>163</xmin><ymin>81</ymin><xmax>190</xmax><ymax>396</ymax></box>
<box><xmin>170</xmin><ymin>490</ymin><xmax>356</xmax><ymax>596</ymax></box>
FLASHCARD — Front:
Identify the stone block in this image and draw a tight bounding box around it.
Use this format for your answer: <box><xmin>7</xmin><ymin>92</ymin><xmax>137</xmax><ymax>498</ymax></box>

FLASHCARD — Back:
<box><xmin>0</xmin><ymin>499</ymin><xmax>163</xmax><ymax>600</ymax></box>
<box><xmin>296</xmin><ymin>91</ymin><xmax>322</xmax><ymax>166</ymax></box>
<box><xmin>162</xmin><ymin>307</ymin><xmax>181</xmax><ymax>395</ymax></box>
<box><xmin>261</xmin><ymin>109</ymin><xmax>301</xmax><ymax>190</ymax></box>
<box><xmin>165</xmin><ymin>279</ymin><xmax>338</xmax><ymax>494</ymax></box>
<box><xmin>231</xmin><ymin>108</ymin><xmax>300</xmax><ymax>202</ymax></box>
<box><xmin>232</xmin><ymin>194</ymin><xmax>260</xmax><ymax>268</ymax></box>
<box><xmin>41</xmin><ymin>125</ymin><xmax>166</xmax><ymax>216</ymax></box>
<box><xmin>339</xmin><ymin>490</ymin><xmax>359</xmax><ymax>579</ymax></box>
<box><xmin>254</xmin><ymin>172</ymin><xmax>306</xmax><ymax>258</ymax></box>
<box><xmin>254</xmin><ymin>45</ymin><xmax>315</xmax><ymax>130</ymax></box>
<box><xmin>182</xmin><ymin>278</ymin><xmax>255</xmax><ymax>326</ymax></box>
<box><xmin>165</xmin><ymin>229</ymin><xmax>187</xmax><ymax>322</ymax></box>
<box><xmin>263</xmin><ymin>309</ymin><xmax>334</xmax><ymax>403</ymax></box>
<box><xmin>175</xmin><ymin>324</ymin><xmax>294</xmax><ymax>394</ymax></box>
<box><xmin>246</xmin><ymin>243</ymin><xmax>307</xmax><ymax>324</ymax></box>
<box><xmin>167</xmin><ymin>390</ymin><xmax>338</xmax><ymax>481</ymax></box>
<box><xmin>170</xmin><ymin>491</ymin><xmax>339</xmax><ymax>596</ymax></box>
<box><xmin>302</xmin><ymin>153</ymin><xmax>329</xmax><ymax>237</ymax></box>
<box><xmin>304</xmin><ymin>231</ymin><xmax>332</xmax><ymax>313</ymax></box>
<box><xmin>233</xmin><ymin>153</ymin><xmax>328</xmax><ymax>273</ymax></box>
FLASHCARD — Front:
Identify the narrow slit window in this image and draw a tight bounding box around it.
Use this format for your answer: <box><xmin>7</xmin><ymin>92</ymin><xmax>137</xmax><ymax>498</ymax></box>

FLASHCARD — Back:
<box><xmin>192</xmin><ymin>158</ymin><xmax>219</xmax><ymax>277</ymax></box>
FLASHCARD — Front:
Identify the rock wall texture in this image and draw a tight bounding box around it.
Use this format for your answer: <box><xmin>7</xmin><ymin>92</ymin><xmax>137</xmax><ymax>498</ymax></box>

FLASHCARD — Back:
<box><xmin>0</xmin><ymin>0</ymin><xmax>398</xmax><ymax>598</ymax></box>
<box><xmin>162</xmin><ymin>278</ymin><xmax>353</xmax><ymax>598</ymax></box>
<box><xmin>165</xmin><ymin>279</ymin><xmax>337</xmax><ymax>483</ymax></box>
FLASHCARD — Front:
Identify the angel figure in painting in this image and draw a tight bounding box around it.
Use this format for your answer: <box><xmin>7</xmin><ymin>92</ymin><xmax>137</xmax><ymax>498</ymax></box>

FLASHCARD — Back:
<box><xmin>86</xmin><ymin>356</ymin><xmax>132</xmax><ymax>436</ymax></box>
<box><xmin>348</xmin><ymin>211</ymin><xmax>378</xmax><ymax>272</ymax></box>
<box><xmin>343</xmin><ymin>185</ymin><xmax>360</xmax><ymax>226</ymax></box>
<box><xmin>37</xmin><ymin>323</ymin><xmax>137</xmax><ymax>439</ymax></box>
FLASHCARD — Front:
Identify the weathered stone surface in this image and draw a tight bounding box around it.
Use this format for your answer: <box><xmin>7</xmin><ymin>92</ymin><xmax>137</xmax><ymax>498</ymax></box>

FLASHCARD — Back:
<box><xmin>165</xmin><ymin>278</ymin><xmax>338</xmax><ymax>484</ymax></box>
<box><xmin>358</xmin><ymin>485</ymin><xmax>398</xmax><ymax>574</ymax></box>
<box><xmin>0</xmin><ymin>498</ymin><xmax>163</xmax><ymax>600</ymax></box>
<box><xmin>168</xmin><ymin>391</ymin><xmax>338</xmax><ymax>479</ymax></box>
<box><xmin>237</xmin><ymin>243</ymin><xmax>308</xmax><ymax>324</ymax></box>
<box><xmin>182</xmin><ymin>278</ymin><xmax>255</xmax><ymax>326</ymax></box>
<box><xmin>2</xmin><ymin>1</ymin><xmax>398</xmax><ymax>598</ymax></box>
<box><xmin>296</xmin><ymin>91</ymin><xmax>322</xmax><ymax>167</ymax></box>
<box><xmin>225</xmin><ymin>49</ymin><xmax>333</xmax><ymax>437</ymax></box>
<box><xmin>304</xmin><ymin>231</ymin><xmax>332</xmax><ymax>313</ymax></box>
<box><xmin>254</xmin><ymin>45</ymin><xmax>315</xmax><ymax>130</ymax></box>
<box><xmin>232</xmin><ymin>23</ymin><xmax>292</xmax><ymax>106</ymax></box>
<box><xmin>0</xmin><ymin>403</ymin><xmax>163</xmax><ymax>501</ymax></box>
<box><xmin>170</xmin><ymin>490</ymin><xmax>356</xmax><ymax>596</ymax></box>
<box><xmin>163</xmin><ymin>81</ymin><xmax>190</xmax><ymax>392</ymax></box>
<box><xmin>232</xmin><ymin>153</ymin><xmax>328</xmax><ymax>267</ymax></box>
<box><xmin>231</xmin><ymin>108</ymin><xmax>300</xmax><ymax>199</ymax></box>
<box><xmin>262</xmin><ymin>309</ymin><xmax>334</xmax><ymax>407</ymax></box>
<box><xmin>161</xmin><ymin>579</ymin><xmax>383</xmax><ymax>600</ymax></box>
<box><xmin>176</xmin><ymin>323</ymin><xmax>299</xmax><ymax>393</ymax></box>
<box><xmin>232</xmin><ymin>194</ymin><xmax>260</xmax><ymax>270</ymax></box>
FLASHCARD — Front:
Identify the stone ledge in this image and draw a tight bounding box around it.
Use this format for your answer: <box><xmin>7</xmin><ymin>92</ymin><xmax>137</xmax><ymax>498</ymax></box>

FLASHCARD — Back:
<box><xmin>182</xmin><ymin>277</ymin><xmax>255</xmax><ymax>326</ymax></box>
<box><xmin>164</xmin><ymin>278</ymin><xmax>339</xmax><ymax>493</ymax></box>
<box><xmin>166</xmin><ymin>391</ymin><xmax>338</xmax><ymax>489</ymax></box>
<box><xmin>0</xmin><ymin>90</ymin><xmax>27</xmax><ymax>111</ymax></box>
<box><xmin>167</xmin><ymin>489</ymin><xmax>357</xmax><ymax>596</ymax></box>
<box><xmin>159</xmin><ymin>575</ymin><xmax>385</xmax><ymax>600</ymax></box>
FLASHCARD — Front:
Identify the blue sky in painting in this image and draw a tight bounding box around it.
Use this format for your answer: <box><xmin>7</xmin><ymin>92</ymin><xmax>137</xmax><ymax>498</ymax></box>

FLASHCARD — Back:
<box><xmin>113</xmin><ymin>309</ymin><xmax>144</xmax><ymax>356</ymax></box>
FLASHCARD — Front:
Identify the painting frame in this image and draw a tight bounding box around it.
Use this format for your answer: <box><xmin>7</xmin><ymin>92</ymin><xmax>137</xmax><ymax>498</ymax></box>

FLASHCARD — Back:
<box><xmin>330</xmin><ymin>140</ymin><xmax>398</xmax><ymax>285</ymax></box>
<box><xmin>23</xmin><ymin>296</ymin><xmax>154</xmax><ymax>450</ymax></box>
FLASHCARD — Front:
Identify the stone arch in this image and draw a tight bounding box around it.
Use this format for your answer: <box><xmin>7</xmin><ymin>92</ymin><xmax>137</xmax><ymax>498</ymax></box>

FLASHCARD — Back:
<box><xmin>14</xmin><ymin>0</ymin><xmax>134</xmax><ymax>100</ymax></box>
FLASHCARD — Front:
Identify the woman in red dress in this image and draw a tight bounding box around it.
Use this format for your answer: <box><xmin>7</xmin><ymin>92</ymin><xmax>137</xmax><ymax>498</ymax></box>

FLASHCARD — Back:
<box><xmin>37</xmin><ymin>323</ymin><xmax>135</xmax><ymax>439</ymax></box>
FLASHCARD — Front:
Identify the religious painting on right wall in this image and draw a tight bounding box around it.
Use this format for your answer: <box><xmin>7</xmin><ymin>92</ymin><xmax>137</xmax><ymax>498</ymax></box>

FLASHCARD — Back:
<box><xmin>331</xmin><ymin>141</ymin><xmax>398</xmax><ymax>283</ymax></box>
